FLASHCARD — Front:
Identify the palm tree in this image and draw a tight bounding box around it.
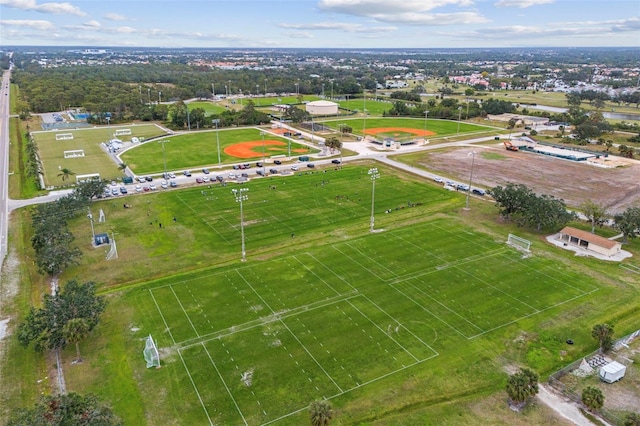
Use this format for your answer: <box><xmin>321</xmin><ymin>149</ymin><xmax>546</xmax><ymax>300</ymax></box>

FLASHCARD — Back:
<box><xmin>309</xmin><ymin>400</ymin><xmax>333</xmax><ymax>426</ymax></box>
<box><xmin>592</xmin><ymin>323</ymin><xmax>614</xmax><ymax>353</ymax></box>
<box><xmin>118</xmin><ymin>162</ymin><xmax>128</xmax><ymax>172</ymax></box>
<box><xmin>506</xmin><ymin>368</ymin><xmax>539</xmax><ymax>410</ymax></box>
<box><xmin>57</xmin><ymin>168</ymin><xmax>75</xmax><ymax>181</ymax></box>
<box><xmin>63</xmin><ymin>318</ymin><xmax>90</xmax><ymax>363</ymax></box>
<box><xmin>582</xmin><ymin>386</ymin><xmax>604</xmax><ymax>412</ymax></box>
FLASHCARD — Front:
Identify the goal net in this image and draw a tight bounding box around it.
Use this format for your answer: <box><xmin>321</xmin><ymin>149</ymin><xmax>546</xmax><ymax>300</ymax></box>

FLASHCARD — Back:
<box><xmin>105</xmin><ymin>235</ymin><xmax>118</xmax><ymax>260</ymax></box>
<box><xmin>56</xmin><ymin>133</ymin><xmax>74</xmax><ymax>140</ymax></box>
<box><xmin>143</xmin><ymin>335</ymin><xmax>160</xmax><ymax>368</ymax></box>
<box><xmin>507</xmin><ymin>233</ymin><xmax>531</xmax><ymax>255</ymax></box>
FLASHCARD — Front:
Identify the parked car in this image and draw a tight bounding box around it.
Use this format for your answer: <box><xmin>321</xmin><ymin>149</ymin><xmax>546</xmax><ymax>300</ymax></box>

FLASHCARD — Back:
<box><xmin>143</xmin><ymin>186</ymin><xmax>150</xmax><ymax>192</ymax></box>
<box><xmin>291</xmin><ymin>165</ymin><xmax>299</xmax><ymax>171</ymax></box>
<box><xmin>232</xmin><ymin>165</ymin><xmax>240</xmax><ymax>170</ymax></box>
<box><xmin>274</xmin><ymin>160</ymin><xmax>282</xmax><ymax>165</ymax></box>
<box><xmin>472</xmin><ymin>188</ymin><xmax>485</xmax><ymax>196</ymax></box>
<box><xmin>183</xmin><ymin>170</ymin><xmax>192</xmax><ymax>177</ymax></box>
<box><xmin>168</xmin><ymin>172</ymin><xmax>176</xmax><ymax>179</ymax></box>
<box><xmin>170</xmin><ymin>180</ymin><xmax>177</xmax><ymax>187</ymax></box>
<box><xmin>456</xmin><ymin>183</ymin><xmax>470</xmax><ymax>191</ymax></box>
<box><xmin>307</xmin><ymin>163</ymin><xmax>315</xmax><ymax>168</ymax></box>
<box><xmin>111</xmin><ymin>188</ymin><xmax>119</xmax><ymax>196</ymax></box>
<box><xmin>202</xmin><ymin>176</ymin><xmax>210</xmax><ymax>182</ymax></box>
<box><xmin>202</xmin><ymin>168</ymin><xmax>210</xmax><ymax>174</ymax></box>
<box><xmin>256</xmin><ymin>170</ymin><xmax>265</xmax><ymax>176</ymax></box>
<box><xmin>215</xmin><ymin>175</ymin><xmax>224</xmax><ymax>182</ymax></box>
<box><xmin>331</xmin><ymin>159</ymin><xmax>341</xmax><ymax>164</ymax></box>
<box><xmin>269</xmin><ymin>168</ymin><xmax>278</xmax><ymax>174</ymax></box>
<box><xmin>145</xmin><ymin>176</ymin><xmax>153</xmax><ymax>182</ymax></box>
<box><xmin>241</xmin><ymin>173</ymin><xmax>249</xmax><ymax>178</ymax></box>
<box><xmin>149</xmin><ymin>184</ymin><xmax>157</xmax><ymax>190</ymax></box>
<box><xmin>433</xmin><ymin>177</ymin><xmax>444</xmax><ymax>183</ymax></box>
<box><xmin>134</xmin><ymin>185</ymin><xmax>142</xmax><ymax>192</ymax></box>
<box><xmin>160</xmin><ymin>181</ymin><xmax>168</xmax><ymax>189</ymax></box>
<box><xmin>228</xmin><ymin>173</ymin><xmax>237</xmax><ymax>179</ymax></box>
<box><xmin>137</xmin><ymin>176</ymin><xmax>146</xmax><ymax>183</ymax></box>
<box><xmin>196</xmin><ymin>177</ymin><xmax>203</xmax><ymax>184</ymax></box>
<box><xmin>120</xmin><ymin>186</ymin><xmax>128</xmax><ymax>194</ymax></box>
<box><xmin>256</xmin><ymin>162</ymin><xmax>263</xmax><ymax>167</ymax></box>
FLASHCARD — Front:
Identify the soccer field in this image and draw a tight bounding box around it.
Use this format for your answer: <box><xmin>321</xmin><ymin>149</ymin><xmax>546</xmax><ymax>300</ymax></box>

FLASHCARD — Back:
<box><xmin>131</xmin><ymin>221</ymin><xmax>597</xmax><ymax>425</ymax></box>
<box><xmin>31</xmin><ymin>124</ymin><xmax>167</xmax><ymax>185</ymax></box>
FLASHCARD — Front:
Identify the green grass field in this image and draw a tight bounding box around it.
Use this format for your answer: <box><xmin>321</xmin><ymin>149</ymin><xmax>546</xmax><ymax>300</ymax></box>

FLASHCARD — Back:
<box><xmin>321</xmin><ymin>117</ymin><xmax>496</xmax><ymax>139</ymax></box>
<box><xmin>31</xmin><ymin>124</ymin><xmax>167</xmax><ymax>185</ymax></box>
<box><xmin>39</xmin><ymin>163</ymin><xmax>638</xmax><ymax>425</ymax></box>
<box><xmin>187</xmin><ymin>101</ymin><xmax>228</xmax><ymax>116</ymax></box>
<box><xmin>120</xmin><ymin>128</ymin><xmax>317</xmax><ymax>175</ymax></box>
<box><xmin>336</xmin><ymin>98</ymin><xmax>395</xmax><ymax>115</ymax></box>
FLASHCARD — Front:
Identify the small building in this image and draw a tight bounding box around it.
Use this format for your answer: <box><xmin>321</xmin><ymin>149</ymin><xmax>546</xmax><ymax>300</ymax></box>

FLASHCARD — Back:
<box><xmin>557</xmin><ymin>227</ymin><xmax>622</xmax><ymax>257</ymax></box>
<box><xmin>305</xmin><ymin>100</ymin><xmax>338</xmax><ymax>115</ymax></box>
<box><xmin>599</xmin><ymin>361</ymin><xmax>626</xmax><ymax>383</ymax></box>
<box><xmin>94</xmin><ymin>233</ymin><xmax>110</xmax><ymax>246</ymax></box>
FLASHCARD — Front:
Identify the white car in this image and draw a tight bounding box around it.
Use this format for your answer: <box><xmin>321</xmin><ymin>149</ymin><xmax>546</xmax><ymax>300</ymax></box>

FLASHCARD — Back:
<box><xmin>160</xmin><ymin>181</ymin><xmax>168</xmax><ymax>189</ymax></box>
<box><xmin>433</xmin><ymin>177</ymin><xmax>444</xmax><ymax>183</ymax></box>
<box><xmin>291</xmin><ymin>165</ymin><xmax>299</xmax><ymax>171</ymax></box>
<box><xmin>149</xmin><ymin>184</ymin><xmax>157</xmax><ymax>190</ymax></box>
<box><xmin>134</xmin><ymin>185</ymin><xmax>143</xmax><ymax>192</ymax></box>
<box><xmin>228</xmin><ymin>173</ymin><xmax>237</xmax><ymax>179</ymax></box>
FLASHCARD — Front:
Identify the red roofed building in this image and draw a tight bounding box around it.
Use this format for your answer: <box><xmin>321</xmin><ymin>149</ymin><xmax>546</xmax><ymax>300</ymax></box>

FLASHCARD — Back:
<box><xmin>557</xmin><ymin>227</ymin><xmax>622</xmax><ymax>257</ymax></box>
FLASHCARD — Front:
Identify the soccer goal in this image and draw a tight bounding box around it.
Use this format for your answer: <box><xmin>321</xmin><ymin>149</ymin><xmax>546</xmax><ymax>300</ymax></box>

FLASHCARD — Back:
<box><xmin>105</xmin><ymin>234</ymin><xmax>118</xmax><ymax>260</ymax></box>
<box><xmin>64</xmin><ymin>149</ymin><xmax>85</xmax><ymax>158</ymax></box>
<box><xmin>115</xmin><ymin>129</ymin><xmax>132</xmax><ymax>136</ymax></box>
<box><xmin>143</xmin><ymin>335</ymin><xmax>160</xmax><ymax>369</ymax></box>
<box><xmin>56</xmin><ymin>133</ymin><xmax>74</xmax><ymax>141</ymax></box>
<box><xmin>76</xmin><ymin>173</ymin><xmax>100</xmax><ymax>183</ymax></box>
<box><xmin>507</xmin><ymin>233</ymin><xmax>531</xmax><ymax>255</ymax></box>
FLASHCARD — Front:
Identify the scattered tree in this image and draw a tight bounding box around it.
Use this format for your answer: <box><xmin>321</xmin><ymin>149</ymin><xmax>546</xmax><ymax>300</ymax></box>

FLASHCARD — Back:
<box><xmin>7</xmin><ymin>393</ymin><xmax>121</xmax><ymax>426</ymax></box>
<box><xmin>581</xmin><ymin>386</ymin><xmax>604</xmax><ymax>412</ymax></box>
<box><xmin>624</xmin><ymin>412</ymin><xmax>640</xmax><ymax>426</ymax></box>
<box><xmin>309</xmin><ymin>400</ymin><xmax>333</xmax><ymax>426</ymax></box>
<box><xmin>591</xmin><ymin>323</ymin><xmax>614</xmax><ymax>353</ymax></box>
<box><xmin>63</xmin><ymin>317</ymin><xmax>91</xmax><ymax>363</ymax></box>
<box><xmin>57</xmin><ymin>167</ymin><xmax>75</xmax><ymax>181</ymax></box>
<box><xmin>613</xmin><ymin>207</ymin><xmax>640</xmax><ymax>243</ymax></box>
<box><xmin>506</xmin><ymin>368</ymin><xmax>539</xmax><ymax>410</ymax></box>
<box><xmin>324</xmin><ymin>137</ymin><xmax>342</xmax><ymax>153</ymax></box>
<box><xmin>580</xmin><ymin>200</ymin><xmax>608</xmax><ymax>233</ymax></box>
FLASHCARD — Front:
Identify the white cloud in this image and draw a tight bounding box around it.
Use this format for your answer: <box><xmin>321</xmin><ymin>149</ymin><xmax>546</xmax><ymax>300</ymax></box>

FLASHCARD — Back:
<box><xmin>0</xmin><ymin>18</ymin><xmax>55</xmax><ymax>30</ymax></box>
<box><xmin>370</xmin><ymin>11</ymin><xmax>488</xmax><ymax>25</ymax></box>
<box><xmin>494</xmin><ymin>0</ymin><xmax>555</xmax><ymax>8</ymax></box>
<box><xmin>279</xmin><ymin>21</ymin><xmax>396</xmax><ymax>33</ymax></box>
<box><xmin>104</xmin><ymin>13</ymin><xmax>131</xmax><ymax>22</ymax></box>
<box><xmin>0</xmin><ymin>0</ymin><xmax>86</xmax><ymax>16</ymax></box>
<box><xmin>285</xmin><ymin>31</ymin><xmax>315</xmax><ymax>39</ymax></box>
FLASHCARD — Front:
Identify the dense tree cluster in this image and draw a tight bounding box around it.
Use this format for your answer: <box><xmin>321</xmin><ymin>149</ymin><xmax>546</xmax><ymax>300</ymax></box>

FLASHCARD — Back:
<box><xmin>506</xmin><ymin>368</ymin><xmax>539</xmax><ymax>410</ymax></box>
<box><xmin>490</xmin><ymin>183</ymin><xmax>575</xmax><ymax>232</ymax></box>
<box><xmin>17</xmin><ymin>279</ymin><xmax>106</xmax><ymax>353</ymax></box>
<box><xmin>613</xmin><ymin>207</ymin><xmax>640</xmax><ymax>243</ymax></box>
<box><xmin>8</xmin><ymin>392</ymin><xmax>121</xmax><ymax>426</ymax></box>
<box><xmin>30</xmin><ymin>180</ymin><xmax>107</xmax><ymax>276</ymax></box>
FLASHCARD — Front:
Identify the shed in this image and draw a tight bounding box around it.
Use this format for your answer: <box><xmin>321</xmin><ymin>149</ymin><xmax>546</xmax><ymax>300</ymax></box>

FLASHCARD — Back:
<box><xmin>599</xmin><ymin>361</ymin><xmax>626</xmax><ymax>383</ymax></box>
<box><xmin>557</xmin><ymin>227</ymin><xmax>622</xmax><ymax>257</ymax></box>
<box><xmin>305</xmin><ymin>100</ymin><xmax>338</xmax><ymax>115</ymax></box>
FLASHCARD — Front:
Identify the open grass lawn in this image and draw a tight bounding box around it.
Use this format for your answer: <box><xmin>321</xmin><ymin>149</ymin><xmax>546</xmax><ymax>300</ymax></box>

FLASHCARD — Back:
<box><xmin>120</xmin><ymin>128</ymin><xmax>317</xmax><ymax>175</ymax></box>
<box><xmin>187</xmin><ymin>101</ymin><xmax>228</xmax><ymax>116</ymax></box>
<box><xmin>31</xmin><ymin>163</ymin><xmax>637</xmax><ymax>425</ymax></box>
<box><xmin>31</xmin><ymin>124</ymin><xmax>167</xmax><ymax>186</ymax></box>
<box><xmin>336</xmin><ymin>99</ymin><xmax>395</xmax><ymax>116</ymax></box>
<box><xmin>321</xmin><ymin>117</ymin><xmax>497</xmax><ymax>139</ymax></box>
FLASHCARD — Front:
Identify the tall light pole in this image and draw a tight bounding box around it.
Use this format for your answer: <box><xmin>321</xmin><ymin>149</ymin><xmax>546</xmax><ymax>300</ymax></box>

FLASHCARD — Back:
<box><xmin>147</xmin><ymin>88</ymin><xmax>151</xmax><ymax>104</ymax></box>
<box><xmin>158</xmin><ymin>91</ymin><xmax>162</xmax><ymax>104</ymax></box>
<box><xmin>158</xmin><ymin>139</ymin><xmax>169</xmax><ymax>176</ymax></box>
<box><xmin>465</xmin><ymin>151</ymin><xmax>477</xmax><ymax>210</ymax></box>
<box><xmin>185</xmin><ymin>104</ymin><xmax>191</xmax><ymax>131</ymax></box>
<box><xmin>225</xmin><ymin>85</ymin><xmax>228</xmax><ymax>98</ymax></box>
<box><xmin>232</xmin><ymin>188</ymin><xmax>249</xmax><ymax>262</ymax></box>
<box><xmin>256</xmin><ymin>84</ymin><xmax>260</xmax><ymax>105</ymax></box>
<box><xmin>466</xmin><ymin>96</ymin><xmax>470</xmax><ymax>120</ymax></box>
<box><xmin>457</xmin><ymin>106</ymin><xmax>462</xmax><ymax>134</ymax></box>
<box><xmin>368</xmin><ymin>168</ymin><xmax>380</xmax><ymax>232</ymax></box>
<box><xmin>295</xmin><ymin>81</ymin><xmax>299</xmax><ymax>96</ymax></box>
<box><xmin>214</xmin><ymin>120</ymin><xmax>221</xmax><ymax>166</ymax></box>
<box><xmin>87</xmin><ymin>209</ymin><xmax>95</xmax><ymax>241</ymax></box>
<box><xmin>363</xmin><ymin>87</ymin><xmax>367</xmax><ymax>136</ymax></box>
<box><xmin>424</xmin><ymin>109</ymin><xmax>429</xmax><ymax>133</ymax></box>
<box><xmin>321</xmin><ymin>83</ymin><xmax>324</xmax><ymax>98</ymax></box>
<box><xmin>228</xmin><ymin>80</ymin><xmax>231</xmax><ymax>97</ymax></box>
<box><xmin>260</xmin><ymin>132</ymin><xmax>266</xmax><ymax>175</ymax></box>
<box><xmin>212</xmin><ymin>83</ymin><xmax>215</xmax><ymax>99</ymax></box>
<box><xmin>330</xmin><ymin>79</ymin><xmax>334</xmax><ymax>99</ymax></box>
<box><xmin>264</xmin><ymin>78</ymin><xmax>267</xmax><ymax>97</ymax></box>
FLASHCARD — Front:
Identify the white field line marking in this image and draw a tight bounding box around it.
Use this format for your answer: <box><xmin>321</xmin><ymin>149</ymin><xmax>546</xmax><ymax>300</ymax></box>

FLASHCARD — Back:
<box><xmin>235</xmin><ymin>270</ymin><xmax>276</xmax><ymax>314</ymax></box>
<box><xmin>149</xmin><ymin>288</ymin><xmax>176</xmax><ymax>345</ymax></box>
<box><xmin>303</xmin><ymin>252</ymin><xmax>359</xmax><ymax>293</ymax></box>
<box><xmin>170</xmin><ymin>285</ymin><xmax>201</xmax><ymax>338</ymax></box>
<box><xmin>468</xmin><ymin>288</ymin><xmax>599</xmax><ymax>339</ymax></box>
<box><xmin>279</xmin><ymin>319</ymin><xmax>343</xmax><ymax>393</ymax></box>
<box><xmin>201</xmin><ymin>218</ymin><xmax>232</xmax><ymax>244</ymax></box>
<box><xmin>343</xmin><ymin>241</ymin><xmax>397</xmax><ymax>278</ymax></box>
<box><xmin>331</xmin><ymin>245</ymin><xmax>387</xmax><ymax>282</ymax></box>
<box><xmin>201</xmin><ymin>343</ymin><xmax>248</xmax><ymax>426</ymax></box>
<box><xmin>291</xmin><ymin>255</ymin><xmax>341</xmax><ymax>296</ymax></box>
<box><xmin>360</xmin><ymin>294</ymin><xmax>439</xmax><ymax>358</ymax></box>
<box><xmin>256</xmin><ymin>207</ymin><xmax>295</xmax><ymax>232</ymax></box>
<box><xmin>177</xmin><ymin>294</ymin><xmax>361</xmax><ymax>351</ymax></box>
<box><xmin>391</xmin><ymin>283</ymin><xmax>470</xmax><ymax>338</ymax></box>
<box><xmin>403</xmin><ymin>279</ymin><xmax>484</xmax><ymax>333</ymax></box>
<box><xmin>345</xmin><ymin>299</ymin><xmax>419</xmax><ymax>362</ymax></box>
<box><xmin>178</xmin><ymin>348</ymin><xmax>213</xmax><ymax>426</ymax></box>
<box><xmin>508</xmin><ymin>254</ymin><xmax>598</xmax><ymax>294</ymax></box>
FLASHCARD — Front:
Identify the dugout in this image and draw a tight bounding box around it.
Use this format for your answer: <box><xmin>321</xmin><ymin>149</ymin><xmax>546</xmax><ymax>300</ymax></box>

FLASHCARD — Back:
<box><xmin>557</xmin><ymin>227</ymin><xmax>622</xmax><ymax>257</ymax></box>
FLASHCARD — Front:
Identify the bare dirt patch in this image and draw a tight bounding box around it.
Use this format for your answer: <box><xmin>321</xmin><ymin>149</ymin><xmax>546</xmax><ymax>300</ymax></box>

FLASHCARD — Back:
<box><xmin>419</xmin><ymin>144</ymin><xmax>640</xmax><ymax>213</ymax></box>
<box><xmin>224</xmin><ymin>140</ymin><xmax>287</xmax><ymax>159</ymax></box>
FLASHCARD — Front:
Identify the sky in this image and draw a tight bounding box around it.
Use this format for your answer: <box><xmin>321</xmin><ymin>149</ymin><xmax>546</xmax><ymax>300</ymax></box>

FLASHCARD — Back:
<box><xmin>0</xmin><ymin>0</ymin><xmax>639</xmax><ymax>49</ymax></box>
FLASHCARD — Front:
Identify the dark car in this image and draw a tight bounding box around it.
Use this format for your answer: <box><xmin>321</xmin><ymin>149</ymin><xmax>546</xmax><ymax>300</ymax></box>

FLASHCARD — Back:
<box><xmin>269</xmin><ymin>168</ymin><xmax>278</xmax><ymax>174</ymax></box>
<box><xmin>241</xmin><ymin>173</ymin><xmax>249</xmax><ymax>178</ymax></box>
<box><xmin>243</xmin><ymin>163</ymin><xmax>251</xmax><ymax>169</ymax></box>
<box><xmin>215</xmin><ymin>175</ymin><xmax>224</xmax><ymax>182</ymax></box>
<box><xmin>120</xmin><ymin>186</ymin><xmax>128</xmax><ymax>194</ymax></box>
<box><xmin>202</xmin><ymin>168</ymin><xmax>210</xmax><ymax>174</ymax></box>
<box><xmin>307</xmin><ymin>163</ymin><xmax>315</xmax><ymax>168</ymax></box>
<box><xmin>196</xmin><ymin>177</ymin><xmax>203</xmax><ymax>184</ymax></box>
<box><xmin>233</xmin><ymin>165</ymin><xmax>240</xmax><ymax>170</ymax></box>
<box><xmin>183</xmin><ymin>170</ymin><xmax>192</xmax><ymax>177</ymax></box>
<box><xmin>274</xmin><ymin>160</ymin><xmax>282</xmax><ymax>165</ymax></box>
<box><xmin>472</xmin><ymin>188</ymin><xmax>486</xmax><ymax>196</ymax></box>
<box><xmin>145</xmin><ymin>176</ymin><xmax>153</xmax><ymax>182</ymax></box>
<box><xmin>256</xmin><ymin>162</ymin><xmax>263</xmax><ymax>167</ymax></box>
<box><xmin>256</xmin><ymin>170</ymin><xmax>265</xmax><ymax>176</ymax></box>
<box><xmin>331</xmin><ymin>159</ymin><xmax>341</xmax><ymax>164</ymax></box>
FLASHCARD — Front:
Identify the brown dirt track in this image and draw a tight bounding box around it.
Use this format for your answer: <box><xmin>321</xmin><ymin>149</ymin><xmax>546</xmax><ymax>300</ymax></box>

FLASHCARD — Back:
<box><xmin>418</xmin><ymin>143</ymin><xmax>640</xmax><ymax>214</ymax></box>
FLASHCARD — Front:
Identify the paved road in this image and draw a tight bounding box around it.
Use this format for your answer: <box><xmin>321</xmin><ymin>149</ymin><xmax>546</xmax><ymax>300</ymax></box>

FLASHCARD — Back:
<box><xmin>0</xmin><ymin>70</ymin><xmax>11</xmax><ymax>272</ymax></box>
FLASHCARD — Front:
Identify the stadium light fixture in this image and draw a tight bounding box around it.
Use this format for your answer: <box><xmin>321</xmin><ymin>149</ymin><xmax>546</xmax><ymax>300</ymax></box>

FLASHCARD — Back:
<box><xmin>457</xmin><ymin>106</ymin><xmax>463</xmax><ymax>134</ymax></box>
<box><xmin>157</xmin><ymin>139</ymin><xmax>170</xmax><ymax>176</ymax></box>
<box><xmin>232</xmin><ymin>188</ymin><xmax>249</xmax><ymax>262</ymax></box>
<box><xmin>369</xmin><ymin>168</ymin><xmax>380</xmax><ymax>232</ymax></box>
<box><xmin>465</xmin><ymin>151</ymin><xmax>477</xmax><ymax>211</ymax></box>
<box><xmin>260</xmin><ymin>132</ymin><xmax>266</xmax><ymax>175</ymax></box>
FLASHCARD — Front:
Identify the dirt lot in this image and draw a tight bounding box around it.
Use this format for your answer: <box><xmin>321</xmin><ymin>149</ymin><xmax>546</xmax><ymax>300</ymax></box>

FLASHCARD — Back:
<box><xmin>417</xmin><ymin>143</ymin><xmax>640</xmax><ymax>214</ymax></box>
